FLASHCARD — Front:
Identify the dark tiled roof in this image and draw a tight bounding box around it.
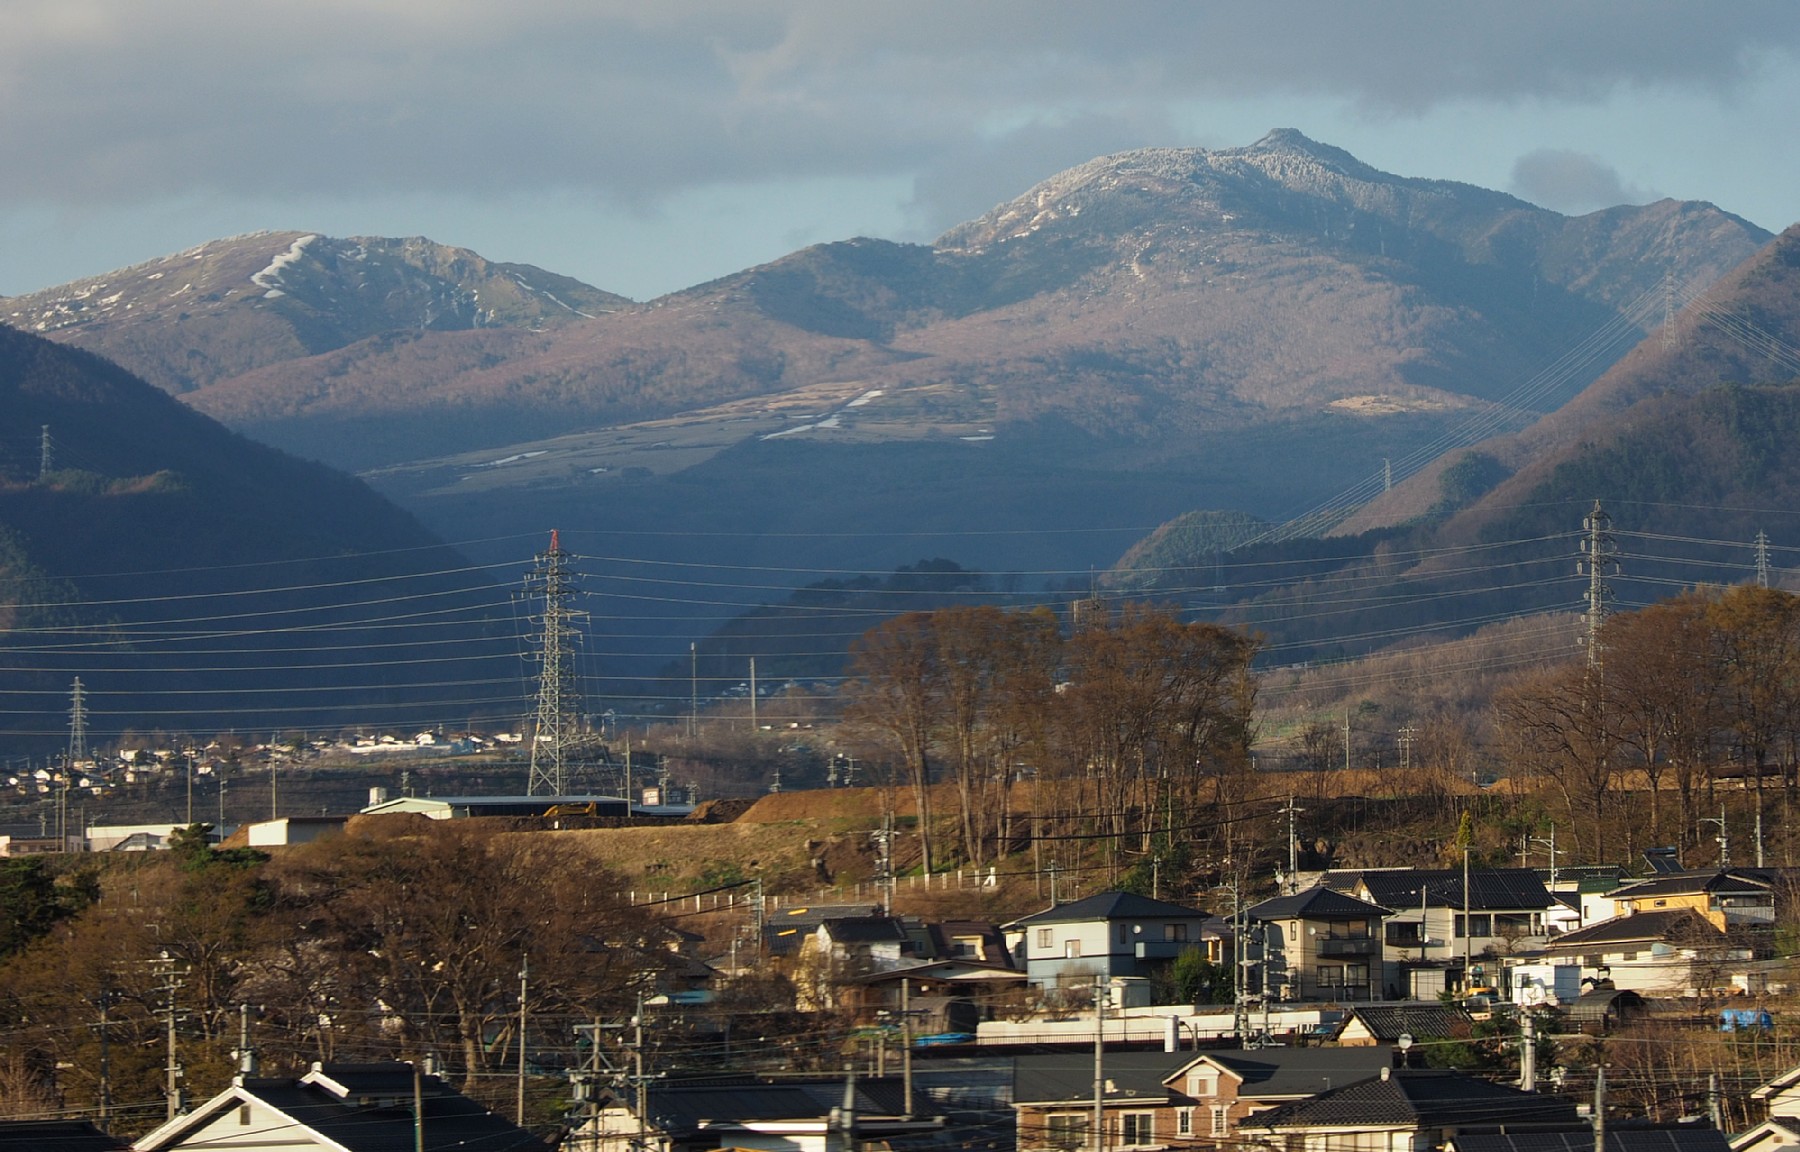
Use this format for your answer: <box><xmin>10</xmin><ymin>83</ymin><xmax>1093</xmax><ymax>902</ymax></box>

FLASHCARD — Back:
<box><xmin>1332</xmin><ymin>1004</ymin><xmax>1474</xmax><ymax>1043</ymax></box>
<box><xmin>823</xmin><ymin>916</ymin><xmax>911</xmax><ymax>944</ymax></box>
<box><xmin>1250</xmin><ymin>885</ymin><xmax>1391</xmax><ymax>921</ymax></box>
<box><xmin>1567</xmin><ymin>988</ymin><xmax>1647</xmax><ymax>1022</ymax></box>
<box><xmin>1015</xmin><ymin>1051</ymin><xmax>1188</xmax><ymax>1104</ymax></box>
<box><xmin>1607</xmin><ymin>870</ymin><xmax>1773</xmax><ymax>900</ymax></box>
<box><xmin>1329</xmin><ymin>868</ymin><xmax>1556</xmax><ymax>912</ymax></box>
<box><xmin>1240</xmin><ymin>1069</ymin><xmax>1577</xmax><ymax>1131</ymax></box>
<box><xmin>640</xmin><ymin>1077</ymin><xmax>926</xmax><ymax>1133</ymax></box>
<box><xmin>0</xmin><ymin>1120</ymin><xmax>127</xmax><ymax>1150</ymax></box>
<box><xmin>1011</xmin><ymin>891</ymin><xmax>1209</xmax><ymax>927</ymax></box>
<box><xmin>146</xmin><ymin>1063</ymin><xmax>546</xmax><ymax>1152</ymax></box>
<box><xmin>1453</xmin><ymin>1128</ymin><xmax>1730</xmax><ymax>1152</ymax></box>
<box><xmin>1198</xmin><ymin>1049</ymin><xmax>1397</xmax><ymax>1098</ymax></box>
<box><xmin>1544</xmin><ymin>910</ymin><xmax>1725</xmax><ymax>952</ymax></box>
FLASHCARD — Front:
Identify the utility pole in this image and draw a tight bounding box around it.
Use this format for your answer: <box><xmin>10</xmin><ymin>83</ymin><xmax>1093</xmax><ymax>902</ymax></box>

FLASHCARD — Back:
<box><xmin>525</xmin><ymin>531</ymin><xmax>586</xmax><ymax>796</ymax></box>
<box><xmin>902</xmin><ymin>978</ymin><xmax>915</xmax><ymax>1120</ymax></box>
<box><xmin>1578</xmin><ymin>501</ymin><xmax>1618</xmax><ymax>670</ymax></box>
<box><xmin>1343</xmin><ymin>706</ymin><xmax>1351</xmax><ymax>772</ymax></box>
<box><xmin>1756</xmin><ymin>530</ymin><xmax>1772</xmax><ymax>589</ymax></box>
<box><xmin>1092</xmin><ymin>977</ymin><xmax>1106</xmax><ymax>1152</ymax></box>
<box><xmin>1592</xmin><ymin>1064</ymin><xmax>1606</xmax><ymax>1152</ymax></box>
<box><xmin>689</xmin><ymin>642</ymin><xmax>698</xmax><ymax>739</ymax></box>
<box><xmin>1520</xmin><ymin>1011</ymin><xmax>1536</xmax><ymax>1091</ymax></box>
<box><xmin>1530</xmin><ymin>826</ymin><xmax>1562</xmax><ymax>892</ymax></box>
<box><xmin>159</xmin><ymin>956</ymin><xmax>184</xmax><ymax>1121</ymax></box>
<box><xmin>516</xmin><ymin>955</ymin><xmax>529</xmax><ymax>1126</ymax></box>
<box><xmin>186</xmin><ymin>751</ymin><xmax>194</xmax><ymax>826</ymax></box>
<box><xmin>1397</xmin><ymin>726</ymin><xmax>1417</xmax><ymax>772</ymax></box>
<box><xmin>236</xmin><ymin>1004</ymin><xmax>258</xmax><ymax>1076</ymax></box>
<box><xmin>95</xmin><ymin>990</ymin><xmax>112</xmax><ymax>1132</ymax></box>
<box><xmin>750</xmin><ymin>657</ymin><xmax>758</xmax><ymax>732</ymax></box>
<box><xmin>1703</xmin><ymin>807</ymin><xmax>1730</xmax><ymax>868</ymax></box>
<box><xmin>1278</xmin><ymin>797</ymin><xmax>1303</xmax><ymax>894</ymax></box>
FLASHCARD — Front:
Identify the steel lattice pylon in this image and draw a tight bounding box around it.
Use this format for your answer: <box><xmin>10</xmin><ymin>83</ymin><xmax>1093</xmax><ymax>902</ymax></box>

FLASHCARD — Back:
<box><xmin>525</xmin><ymin>530</ymin><xmax>587</xmax><ymax>796</ymax></box>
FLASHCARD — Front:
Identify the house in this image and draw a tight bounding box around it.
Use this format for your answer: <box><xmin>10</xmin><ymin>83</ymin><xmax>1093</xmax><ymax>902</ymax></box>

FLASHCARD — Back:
<box><xmin>1008</xmin><ymin>892</ymin><xmax>1213</xmax><ymax>992</ymax></box>
<box><xmin>1014</xmin><ymin>1047</ymin><xmax>1397</xmax><ymax>1152</ymax></box>
<box><xmin>1602</xmin><ymin>870</ymin><xmax>1776</xmax><ymax>933</ymax></box>
<box><xmin>763</xmin><ymin>904</ymin><xmax>885</xmax><ymax>958</ymax></box>
<box><xmin>1324</xmin><ymin>869</ymin><xmax>1558</xmax><ymax>1000</ymax></box>
<box><xmin>845</xmin><ymin>959</ymin><xmax>1028</xmax><ymax>1031</ymax></box>
<box><xmin>1168</xmin><ymin>1048</ymin><xmax>1397</xmax><ymax>1146</ymax></box>
<box><xmin>581</xmin><ymin>1075</ymin><xmax>947</xmax><ymax>1152</ymax></box>
<box><xmin>1235</xmin><ymin>1067</ymin><xmax>1579</xmax><ymax>1152</ymax></box>
<box><xmin>130</xmin><ymin>1061</ymin><xmax>539</xmax><ymax>1151</ymax></box>
<box><xmin>1247</xmin><ymin>886</ymin><xmax>1391</xmax><ymax>1002</ymax></box>
<box><xmin>1543</xmin><ymin>909</ymin><xmax>1745</xmax><ymax>995</ymax></box>
<box><xmin>1015</xmin><ymin>1050</ymin><xmax>1184</xmax><ymax>1152</ymax></box>
<box><xmin>1327</xmin><ymin>1004</ymin><xmax>1473</xmax><ymax>1048</ymax></box>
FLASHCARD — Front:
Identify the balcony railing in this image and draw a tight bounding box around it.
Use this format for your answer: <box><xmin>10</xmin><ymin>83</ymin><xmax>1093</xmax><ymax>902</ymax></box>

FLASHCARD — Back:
<box><xmin>1316</xmin><ymin>937</ymin><xmax>1377</xmax><ymax>957</ymax></box>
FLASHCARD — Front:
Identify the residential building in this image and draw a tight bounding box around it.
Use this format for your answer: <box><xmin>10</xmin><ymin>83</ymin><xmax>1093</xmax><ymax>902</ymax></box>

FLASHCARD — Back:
<box><xmin>1235</xmin><ymin>1066</ymin><xmax>1579</xmax><ymax>1152</ymax></box>
<box><xmin>130</xmin><ymin>1061</ymin><xmax>539</xmax><ymax>1152</ymax></box>
<box><xmin>1008</xmin><ymin>892</ymin><xmax>1213</xmax><ymax>992</ymax></box>
<box><xmin>1327</xmin><ymin>1004</ymin><xmax>1473</xmax><ymax>1048</ymax></box>
<box><xmin>1603</xmin><ymin>870</ymin><xmax>1776</xmax><ymax>933</ymax></box>
<box><xmin>1014</xmin><ymin>1047</ymin><xmax>1395</xmax><ymax>1152</ymax></box>
<box><xmin>1542</xmin><ymin>909</ymin><xmax>1746</xmax><ymax>996</ymax></box>
<box><xmin>582</xmin><ymin>1075</ymin><xmax>947</xmax><ymax>1152</ymax></box>
<box><xmin>1324</xmin><ymin>869</ymin><xmax>1558</xmax><ymax>1000</ymax></box>
<box><xmin>1730</xmin><ymin>1058</ymin><xmax>1800</xmax><ymax>1152</ymax></box>
<box><xmin>1247</xmin><ymin>886</ymin><xmax>1390</xmax><ymax>1002</ymax></box>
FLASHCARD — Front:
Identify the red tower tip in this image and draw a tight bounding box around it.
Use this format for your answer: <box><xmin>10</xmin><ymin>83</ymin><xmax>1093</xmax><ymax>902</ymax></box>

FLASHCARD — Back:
<box><xmin>550</xmin><ymin>529</ymin><xmax>559</xmax><ymax>551</ymax></box>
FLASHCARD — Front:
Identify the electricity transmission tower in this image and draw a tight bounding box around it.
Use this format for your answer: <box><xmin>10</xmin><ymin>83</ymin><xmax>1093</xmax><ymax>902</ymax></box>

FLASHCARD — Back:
<box><xmin>68</xmin><ymin>677</ymin><xmax>88</xmax><ymax>764</ymax></box>
<box><xmin>524</xmin><ymin>531</ymin><xmax>587</xmax><ymax>796</ymax></box>
<box><xmin>1755</xmin><ymin>530</ymin><xmax>1772</xmax><ymax>589</ymax></box>
<box><xmin>1578</xmin><ymin>500</ymin><xmax>1618</xmax><ymax>670</ymax></box>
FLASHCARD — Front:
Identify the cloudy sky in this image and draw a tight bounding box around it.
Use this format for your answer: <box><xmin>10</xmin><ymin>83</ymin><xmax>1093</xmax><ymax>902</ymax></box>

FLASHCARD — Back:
<box><xmin>5</xmin><ymin>1</ymin><xmax>1800</xmax><ymax>300</ymax></box>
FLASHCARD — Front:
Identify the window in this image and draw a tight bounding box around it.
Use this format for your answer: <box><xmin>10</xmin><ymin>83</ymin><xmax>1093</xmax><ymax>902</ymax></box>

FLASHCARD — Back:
<box><xmin>1187</xmin><ymin>1074</ymin><xmax>1216</xmax><ymax>1097</ymax></box>
<box><xmin>1177</xmin><ymin>1108</ymin><xmax>1194</xmax><ymax>1136</ymax></box>
<box><xmin>1121</xmin><ymin>1112</ymin><xmax>1154</xmax><ymax>1146</ymax></box>
<box><xmin>1165</xmin><ymin>923</ymin><xmax>1190</xmax><ymax>942</ymax></box>
<box><xmin>1037</xmin><ymin>928</ymin><xmax>1054</xmax><ymax>950</ymax></box>
<box><xmin>1211</xmin><ymin>1105</ymin><xmax>1228</xmax><ymax>1136</ymax></box>
<box><xmin>1047</xmin><ymin>1113</ymin><xmax>1089</xmax><ymax>1151</ymax></box>
<box><xmin>1119</xmin><ymin>923</ymin><xmax>1131</xmax><ymax>945</ymax></box>
<box><xmin>1065</xmin><ymin>939</ymin><xmax>1082</xmax><ymax>959</ymax></box>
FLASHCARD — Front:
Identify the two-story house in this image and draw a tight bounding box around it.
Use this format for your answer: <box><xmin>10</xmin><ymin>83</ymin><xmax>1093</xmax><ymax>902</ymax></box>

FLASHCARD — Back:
<box><xmin>1236</xmin><ymin>1067</ymin><xmax>1579</xmax><ymax>1152</ymax></box>
<box><xmin>1323</xmin><ymin>868</ymin><xmax>1558</xmax><ymax>1000</ymax></box>
<box><xmin>1014</xmin><ymin>1048</ymin><xmax>1395</xmax><ymax>1152</ymax></box>
<box><xmin>1542</xmin><ymin>908</ymin><xmax>1746</xmax><ymax>996</ymax></box>
<box><xmin>1008</xmin><ymin>892</ymin><xmax>1213</xmax><ymax>993</ymax></box>
<box><xmin>1247</xmin><ymin>886</ymin><xmax>1390</xmax><ymax>1002</ymax></box>
<box><xmin>1602</xmin><ymin>869</ymin><xmax>1776</xmax><ymax>934</ymax></box>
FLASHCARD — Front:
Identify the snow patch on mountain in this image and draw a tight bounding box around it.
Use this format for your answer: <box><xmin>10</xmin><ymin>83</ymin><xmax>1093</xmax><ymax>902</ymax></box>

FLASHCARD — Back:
<box><xmin>251</xmin><ymin>234</ymin><xmax>317</xmax><ymax>299</ymax></box>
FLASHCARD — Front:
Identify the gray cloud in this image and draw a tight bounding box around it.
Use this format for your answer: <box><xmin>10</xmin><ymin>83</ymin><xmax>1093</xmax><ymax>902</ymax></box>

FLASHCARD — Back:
<box><xmin>1</xmin><ymin>1</ymin><xmax>1796</xmax><ymax>213</ymax></box>
<box><xmin>1508</xmin><ymin>149</ymin><xmax>1658</xmax><ymax>214</ymax></box>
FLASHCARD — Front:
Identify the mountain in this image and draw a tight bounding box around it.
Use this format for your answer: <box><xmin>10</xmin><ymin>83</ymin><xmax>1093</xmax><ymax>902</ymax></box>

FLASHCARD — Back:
<box><xmin>1106</xmin><ymin>224</ymin><xmax>1800</xmax><ymax>662</ymax></box>
<box><xmin>4</xmin><ymin>132</ymin><xmax>1770</xmax><ymax>478</ymax></box>
<box><xmin>0</xmin><ymin>325</ymin><xmax>514</xmax><ymax>747</ymax></box>
<box><xmin>0</xmin><ymin>132</ymin><xmax>1777</xmax><ymax>687</ymax></box>
<box><xmin>1</xmin><ymin>232</ymin><xmax>630</xmax><ymax>397</ymax></box>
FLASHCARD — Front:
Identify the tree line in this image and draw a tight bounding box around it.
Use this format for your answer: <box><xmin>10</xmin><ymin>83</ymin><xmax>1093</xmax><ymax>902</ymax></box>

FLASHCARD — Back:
<box><xmin>1499</xmin><ymin>584</ymin><xmax>1800</xmax><ymax>864</ymax></box>
<box><xmin>841</xmin><ymin>602</ymin><xmax>1259</xmax><ymax>876</ymax></box>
